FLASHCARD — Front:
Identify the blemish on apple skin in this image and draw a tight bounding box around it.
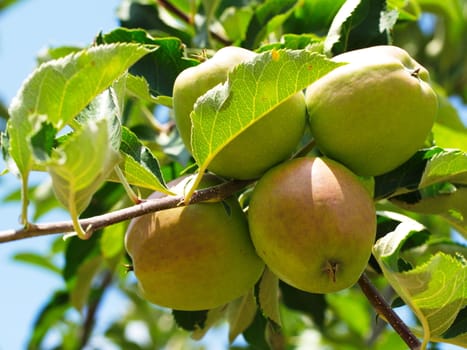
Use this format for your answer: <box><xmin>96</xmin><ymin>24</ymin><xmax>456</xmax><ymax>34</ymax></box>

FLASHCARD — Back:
<box><xmin>322</xmin><ymin>260</ymin><xmax>339</xmax><ymax>282</ymax></box>
<box><xmin>307</xmin><ymin>65</ymin><xmax>313</xmax><ymax>70</ymax></box>
<box><xmin>271</xmin><ymin>50</ymin><xmax>280</xmax><ymax>61</ymax></box>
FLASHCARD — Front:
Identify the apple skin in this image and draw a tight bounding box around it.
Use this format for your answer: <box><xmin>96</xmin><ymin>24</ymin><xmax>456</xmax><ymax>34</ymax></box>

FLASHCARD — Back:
<box><xmin>125</xmin><ymin>175</ymin><xmax>264</xmax><ymax>311</ymax></box>
<box><xmin>248</xmin><ymin>157</ymin><xmax>376</xmax><ymax>294</ymax></box>
<box><xmin>305</xmin><ymin>45</ymin><xmax>438</xmax><ymax>176</ymax></box>
<box><xmin>173</xmin><ymin>46</ymin><xmax>306</xmax><ymax>180</ymax></box>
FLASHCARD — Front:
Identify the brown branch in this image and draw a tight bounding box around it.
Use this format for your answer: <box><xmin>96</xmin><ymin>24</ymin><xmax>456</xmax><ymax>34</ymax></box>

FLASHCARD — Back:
<box><xmin>0</xmin><ymin>179</ymin><xmax>253</xmax><ymax>244</ymax></box>
<box><xmin>79</xmin><ymin>270</ymin><xmax>114</xmax><ymax>348</ymax></box>
<box><xmin>358</xmin><ymin>273</ymin><xmax>421</xmax><ymax>350</ymax></box>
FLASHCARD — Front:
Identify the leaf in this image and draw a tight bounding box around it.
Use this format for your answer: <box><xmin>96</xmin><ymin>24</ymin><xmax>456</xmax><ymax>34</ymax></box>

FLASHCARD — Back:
<box><xmin>243</xmin><ymin>0</ymin><xmax>300</xmax><ymax>49</ymax></box>
<box><xmin>392</xmin><ymin>186</ymin><xmax>467</xmax><ymax>238</ymax></box>
<box><xmin>373</xmin><ymin>213</ymin><xmax>467</xmax><ymax>347</ymax></box>
<box><xmin>70</xmin><ymin>255</ymin><xmax>103</xmax><ymax>311</ymax></box>
<box><xmin>125</xmin><ymin>74</ymin><xmax>173</xmax><ymax>107</ymax></box>
<box><xmin>256</xmin><ymin>268</ymin><xmax>281</xmax><ymax>328</ymax></box>
<box><xmin>227</xmin><ymin>289</ymin><xmax>258</xmax><ymax>343</ymax></box>
<box><xmin>117</xmin><ymin>126</ymin><xmax>171</xmax><ymax>193</ymax></box>
<box><xmin>100</xmin><ymin>220</ymin><xmax>126</xmax><ymax>263</ymax></box>
<box><xmin>279</xmin><ymin>281</ymin><xmax>327</xmax><ymax>329</ymax></box>
<box><xmin>419</xmin><ymin>148</ymin><xmax>467</xmax><ymax>187</ymax></box>
<box><xmin>324</xmin><ymin>0</ymin><xmax>393</xmax><ymax>55</ymax></box>
<box><xmin>48</xmin><ymin>118</ymin><xmax>120</xmax><ymax>237</ymax></box>
<box><xmin>101</xmin><ymin>28</ymin><xmax>198</xmax><ymax>96</ymax></box>
<box><xmin>191</xmin><ymin>49</ymin><xmax>340</xmax><ymax>177</ymax></box>
<box><xmin>5</xmin><ymin>43</ymin><xmax>154</xmax><ymax>223</ymax></box>
<box><xmin>27</xmin><ymin>291</ymin><xmax>70</xmax><ymax>349</ymax></box>
<box><xmin>13</xmin><ymin>252</ymin><xmax>61</xmax><ymax>275</ymax></box>
<box><xmin>374</xmin><ymin>147</ymin><xmax>467</xmax><ymax>200</ymax></box>
<box><xmin>191</xmin><ymin>306</ymin><xmax>227</xmax><ymax>340</ymax></box>
<box><xmin>172</xmin><ymin>309</ymin><xmax>208</xmax><ymax>332</ymax></box>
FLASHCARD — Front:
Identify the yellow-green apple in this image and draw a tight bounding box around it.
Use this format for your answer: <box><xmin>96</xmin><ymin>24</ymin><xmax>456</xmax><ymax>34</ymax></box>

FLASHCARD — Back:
<box><xmin>305</xmin><ymin>45</ymin><xmax>438</xmax><ymax>176</ymax></box>
<box><xmin>125</xmin><ymin>175</ymin><xmax>264</xmax><ymax>310</ymax></box>
<box><xmin>173</xmin><ymin>46</ymin><xmax>306</xmax><ymax>179</ymax></box>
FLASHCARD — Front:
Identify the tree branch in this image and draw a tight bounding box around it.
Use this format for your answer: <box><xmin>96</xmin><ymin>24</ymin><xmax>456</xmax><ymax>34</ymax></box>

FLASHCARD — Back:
<box><xmin>0</xmin><ymin>179</ymin><xmax>252</xmax><ymax>244</ymax></box>
<box><xmin>358</xmin><ymin>273</ymin><xmax>421</xmax><ymax>350</ymax></box>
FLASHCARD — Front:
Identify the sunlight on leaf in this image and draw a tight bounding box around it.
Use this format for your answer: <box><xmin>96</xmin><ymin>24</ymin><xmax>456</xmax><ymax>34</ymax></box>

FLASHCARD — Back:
<box><xmin>5</xmin><ymin>43</ymin><xmax>155</xmax><ymax>224</ymax></box>
<box><xmin>190</xmin><ymin>49</ymin><xmax>339</xmax><ymax>184</ymax></box>
<box><xmin>374</xmin><ymin>212</ymin><xmax>467</xmax><ymax>348</ymax></box>
<box><xmin>48</xmin><ymin>118</ymin><xmax>120</xmax><ymax>238</ymax></box>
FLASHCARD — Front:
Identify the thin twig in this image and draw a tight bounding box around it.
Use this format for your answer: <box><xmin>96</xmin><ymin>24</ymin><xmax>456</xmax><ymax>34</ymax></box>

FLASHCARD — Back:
<box><xmin>0</xmin><ymin>179</ymin><xmax>253</xmax><ymax>243</ymax></box>
<box><xmin>358</xmin><ymin>273</ymin><xmax>421</xmax><ymax>350</ymax></box>
<box><xmin>79</xmin><ymin>270</ymin><xmax>114</xmax><ymax>348</ymax></box>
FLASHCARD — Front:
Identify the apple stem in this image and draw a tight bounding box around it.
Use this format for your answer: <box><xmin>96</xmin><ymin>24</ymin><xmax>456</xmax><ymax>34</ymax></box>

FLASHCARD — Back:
<box><xmin>410</xmin><ymin>67</ymin><xmax>421</xmax><ymax>78</ymax></box>
<box><xmin>358</xmin><ymin>273</ymin><xmax>421</xmax><ymax>350</ymax></box>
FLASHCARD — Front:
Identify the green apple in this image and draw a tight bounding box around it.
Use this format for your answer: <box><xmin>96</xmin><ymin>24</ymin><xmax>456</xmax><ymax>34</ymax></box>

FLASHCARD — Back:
<box><xmin>173</xmin><ymin>46</ymin><xmax>306</xmax><ymax>180</ymax></box>
<box><xmin>305</xmin><ymin>45</ymin><xmax>438</xmax><ymax>176</ymax></box>
<box><xmin>125</xmin><ymin>174</ymin><xmax>264</xmax><ymax>311</ymax></box>
<box><xmin>248</xmin><ymin>157</ymin><xmax>376</xmax><ymax>294</ymax></box>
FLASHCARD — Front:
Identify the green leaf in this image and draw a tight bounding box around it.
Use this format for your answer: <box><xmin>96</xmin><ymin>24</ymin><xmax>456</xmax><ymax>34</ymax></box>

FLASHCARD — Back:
<box><xmin>191</xmin><ymin>49</ymin><xmax>340</xmax><ymax>176</ymax></box>
<box><xmin>279</xmin><ymin>281</ymin><xmax>327</xmax><ymax>329</ymax></box>
<box><xmin>48</xmin><ymin>118</ymin><xmax>120</xmax><ymax>237</ymax></box>
<box><xmin>125</xmin><ymin>74</ymin><xmax>173</xmax><ymax>107</ymax></box>
<box><xmin>27</xmin><ymin>291</ymin><xmax>70</xmax><ymax>349</ymax></box>
<box><xmin>373</xmin><ymin>213</ymin><xmax>467</xmax><ymax>347</ymax></box>
<box><xmin>433</xmin><ymin>123</ymin><xmax>467</xmax><ymax>153</ymax></box>
<box><xmin>100</xmin><ymin>220</ymin><xmax>126</xmax><ymax>263</ymax></box>
<box><xmin>256</xmin><ymin>268</ymin><xmax>281</xmax><ymax>328</ymax></box>
<box><xmin>220</xmin><ymin>6</ymin><xmax>254</xmax><ymax>43</ymax></box>
<box><xmin>172</xmin><ymin>310</ymin><xmax>208</xmax><ymax>332</ymax></box>
<box><xmin>227</xmin><ymin>289</ymin><xmax>258</xmax><ymax>343</ymax></box>
<box><xmin>70</xmin><ymin>255</ymin><xmax>103</xmax><ymax>311</ymax></box>
<box><xmin>243</xmin><ymin>0</ymin><xmax>300</xmax><ymax>49</ymax></box>
<box><xmin>420</xmin><ymin>149</ymin><xmax>467</xmax><ymax>187</ymax></box>
<box><xmin>324</xmin><ymin>0</ymin><xmax>393</xmax><ymax>55</ymax></box>
<box><xmin>9</xmin><ymin>43</ymin><xmax>154</xmax><ymax>131</ymax></box>
<box><xmin>117</xmin><ymin>126</ymin><xmax>170</xmax><ymax>193</ymax></box>
<box><xmin>101</xmin><ymin>28</ymin><xmax>198</xmax><ymax>96</ymax></box>
<box><xmin>5</xmin><ymin>43</ymin><xmax>154</xmax><ymax>223</ymax></box>
<box><xmin>13</xmin><ymin>252</ymin><xmax>61</xmax><ymax>275</ymax></box>
<box><xmin>191</xmin><ymin>306</ymin><xmax>227</xmax><ymax>340</ymax></box>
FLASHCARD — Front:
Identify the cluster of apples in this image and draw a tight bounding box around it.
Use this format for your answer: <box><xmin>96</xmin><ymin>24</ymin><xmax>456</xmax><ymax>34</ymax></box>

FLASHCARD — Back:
<box><xmin>125</xmin><ymin>46</ymin><xmax>438</xmax><ymax>311</ymax></box>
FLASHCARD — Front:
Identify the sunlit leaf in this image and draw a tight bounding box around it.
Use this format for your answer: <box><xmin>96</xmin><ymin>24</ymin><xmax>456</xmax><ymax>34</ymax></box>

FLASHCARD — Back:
<box><xmin>48</xmin><ymin>118</ymin><xmax>120</xmax><ymax>237</ymax></box>
<box><xmin>191</xmin><ymin>49</ymin><xmax>339</xmax><ymax>177</ymax></box>
<box><xmin>117</xmin><ymin>126</ymin><xmax>171</xmax><ymax>193</ymax></box>
<box><xmin>5</xmin><ymin>43</ymin><xmax>154</xmax><ymax>223</ymax></box>
<box><xmin>374</xmin><ymin>212</ymin><xmax>467</xmax><ymax>347</ymax></box>
<box><xmin>324</xmin><ymin>0</ymin><xmax>393</xmax><ymax>55</ymax></box>
<box><xmin>256</xmin><ymin>268</ymin><xmax>281</xmax><ymax>327</ymax></box>
<box><xmin>243</xmin><ymin>0</ymin><xmax>299</xmax><ymax>49</ymax></box>
<box><xmin>227</xmin><ymin>289</ymin><xmax>257</xmax><ymax>343</ymax></box>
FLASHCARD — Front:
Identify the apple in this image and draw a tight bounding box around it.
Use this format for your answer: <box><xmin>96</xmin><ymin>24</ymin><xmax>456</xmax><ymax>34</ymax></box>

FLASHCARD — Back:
<box><xmin>248</xmin><ymin>157</ymin><xmax>376</xmax><ymax>294</ymax></box>
<box><xmin>173</xmin><ymin>46</ymin><xmax>306</xmax><ymax>180</ymax></box>
<box><xmin>125</xmin><ymin>174</ymin><xmax>264</xmax><ymax>311</ymax></box>
<box><xmin>305</xmin><ymin>45</ymin><xmax>438</xmax><ymax>176</ymax></box>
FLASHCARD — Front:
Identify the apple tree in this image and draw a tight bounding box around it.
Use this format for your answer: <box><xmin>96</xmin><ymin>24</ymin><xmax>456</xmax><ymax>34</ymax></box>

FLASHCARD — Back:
<box><xmin>0</xmin><ymin>0</ymin><xmax>466</xmax><ymax>349</ymax></box>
